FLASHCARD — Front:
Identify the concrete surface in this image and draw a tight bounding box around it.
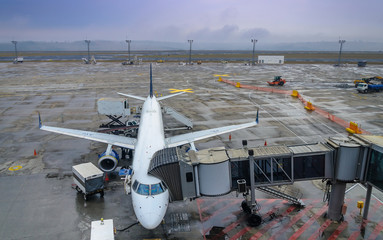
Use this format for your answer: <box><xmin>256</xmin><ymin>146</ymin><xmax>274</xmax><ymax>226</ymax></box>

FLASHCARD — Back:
<box><xmin>0</xmin><ymin>62</ymin><xmax>383</xmax><ymax>239</ymax></box>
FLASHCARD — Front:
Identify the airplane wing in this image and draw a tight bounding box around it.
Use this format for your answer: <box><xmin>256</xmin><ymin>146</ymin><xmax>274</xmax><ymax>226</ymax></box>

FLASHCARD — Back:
<box><xmin>39</xmin><ymin>114</ymin><xmax>136</xmax><ymax>149</ymax></box>
<box><xmin>165</xmin><ymin>120</ymin><xmax>258</xmax><ymax>148</ymax></box>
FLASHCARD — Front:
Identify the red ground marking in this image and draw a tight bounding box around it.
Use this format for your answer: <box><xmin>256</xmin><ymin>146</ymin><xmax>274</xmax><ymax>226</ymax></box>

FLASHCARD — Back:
<box><xmin>269</xmin><ymin>201</ymin><xmax>319</xmax><ymax>240</ymax></box>
<box><xmin>200</xmin><ymin>199</ymin><xmax>274</xmax><ymax>239</ymax></box>
<box><xmin>227</xmin><ymin>200</ymin><xmax>286</xmax><ymax>240</ymax></box>
<box><xmin>200</xmin><ymin>198</ymin><xmax>226</xmax><ymax>213</ymax></box>
<box><xmin>307</xmin><ymin>219</ymin><xmax>332</xmax><ymax>240</ymax></box>
<box><xmin>209</xmin><ymin>215</ymin><xmax>247</xmax><ymax>240</ymax></box>
<box><xmin>327</xmin><ymin>208</ymin><xmax>361</xmax><ymax>240</ymax></box>
<box><xmin>229</xmin><ymin>226</ymin><xmax>252</xmax><ymax>240</ymax></box>
<box><xmin>222</xmin><ymin>210</ymin><xmax>241</xmax><ymax>224</ymax></box>
<box><xmin>201</xmin><ymin>199</ymin><xmax>226</xmax><ymax>212</ymax></box>
<box><xmin>215</xmin><ymin>200</ymin><xmax>277</xmax><ymax>239</ymax></box>
<box><xmin>348</xmin><ymin>200</ymin><xmax>382</xmax><ymax>240</ymax></box>
<box><xmin>289</xmin><ymin>203</ymin><xmax>329</xmax><ymax>240</ymax></box>
<box><xmin>368</xmin><ymin>221</ymin><xmax>383</xmax><ymax>240</ymax></box>
<box><xmin>307</xmin><ymin>199</ymin><xmax>353</xmax><ymax>240</ymax></box>
<box><xmin>196</xmin><ymin>198</ymin><xmax>207</xmax><ymax>240</ymax></box>
<box><xmin>249</xmin><ymin>205</ymin><xmax>297</xmax><ymax>240</ymax></box>
<box><xmin>201</xmin><ymin>199</ymin><xmax>243</xmax><ymax>222</ymax></box>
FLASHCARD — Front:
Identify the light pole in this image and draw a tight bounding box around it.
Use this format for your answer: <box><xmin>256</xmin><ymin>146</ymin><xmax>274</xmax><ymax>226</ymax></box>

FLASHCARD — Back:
<box><xmin>337</xmin><ymin>39</ymin><xmax>346</xmax><ymax>66</ymax></box>
<box><xmin>85</xmin><ymin>40</ymin><xmax>91</xmax><ymax>60</ymax></box>
<box><xmin>126</xmin><ymin>40</ymin><xmax>131</xmax><ymax>62</ymax></box>
<box><xmin>251</xmin><ymin>39</ymin><xmax>257</xmax><ymax>65</ymax></box>
<box><xmin>12</xmin><ymin>41</ymin><xmax>18</xmax><ymax>59</ymax></box>
<box><xmin>188</xmin><ymin>40</ymin><xmax>193</xmax><ymax>64</ymax></box>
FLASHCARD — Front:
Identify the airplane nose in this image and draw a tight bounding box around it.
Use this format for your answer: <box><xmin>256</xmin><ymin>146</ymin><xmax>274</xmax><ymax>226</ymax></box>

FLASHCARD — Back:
<box><xmin>139</xmin><ymin>212</ymin><xmax>163</xmax><ymax>229</ymax></box>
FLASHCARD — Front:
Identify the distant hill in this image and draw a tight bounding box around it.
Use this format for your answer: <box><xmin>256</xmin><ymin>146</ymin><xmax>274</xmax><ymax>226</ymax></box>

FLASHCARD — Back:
<box><xmin>0</xmin><ymin>40</ymin><xmax>382</xmax><ymax>52</ymax></box>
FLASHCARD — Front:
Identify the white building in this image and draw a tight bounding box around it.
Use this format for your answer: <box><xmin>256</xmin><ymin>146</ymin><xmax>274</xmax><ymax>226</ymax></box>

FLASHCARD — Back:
<box><xmin>258</xmin><ymin>55</ymin><xmax>284</xmax><ymax>64</ymax></box>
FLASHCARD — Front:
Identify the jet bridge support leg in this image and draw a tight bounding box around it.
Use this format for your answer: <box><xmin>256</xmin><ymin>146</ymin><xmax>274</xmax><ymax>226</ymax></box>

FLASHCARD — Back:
<box><xmin>363</xmin><ymin>183</ymin><xmax>373</xmax><ymax>220</ymax></box>
<box><xmin>328</xmin><ymin>182</ymin><xmax>347</xmax><ymax>221</ymax></box>
<box><xmin>240</xmin><ymin>150</ymin><xmax>262</xmax><ymax>227</ymax></box>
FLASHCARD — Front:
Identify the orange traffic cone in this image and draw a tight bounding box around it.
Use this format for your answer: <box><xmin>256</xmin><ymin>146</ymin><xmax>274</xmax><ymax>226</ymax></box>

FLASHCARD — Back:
<box><xmin>264</xmin><ymin>141</ymin><xmax>267</xmax><ymax>146</ymax></box>
<box><xmin>105</xmin><ymin>173</ymin><xmax>109</xmax><ymax>182</ymax></box>
<box><xmin>34</xmin><ymin>149</ymin><xmax>37</xmax><ymax>156</ymax></box>
<box><xmin>229</xmin><ymin>134</ymin><xmax>232</xmax><ymax>141</ymax></box>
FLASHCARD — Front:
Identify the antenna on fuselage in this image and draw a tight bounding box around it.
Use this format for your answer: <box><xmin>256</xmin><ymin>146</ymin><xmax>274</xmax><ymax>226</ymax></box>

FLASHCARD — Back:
<box><xmin>150</xmin><ymin>63</ymin><xmax>153</xmax><ymax>98</ymax></box>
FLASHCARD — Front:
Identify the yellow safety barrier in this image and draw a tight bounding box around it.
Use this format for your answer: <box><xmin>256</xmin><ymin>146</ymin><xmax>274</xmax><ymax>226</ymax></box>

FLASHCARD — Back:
<box><xmin>291</xmin><ymin>90</ymin><xmax>299</xmax><ymax>97</ymax></box>
<box><xmin>346</xmin><ymin>121</ymin><xmax>362</xmax><ymax>134</ymax></box>
<box><xmin>304</xmin><ymin>101</ymin><xmax>315</xmax><ymax>111</ymax></box>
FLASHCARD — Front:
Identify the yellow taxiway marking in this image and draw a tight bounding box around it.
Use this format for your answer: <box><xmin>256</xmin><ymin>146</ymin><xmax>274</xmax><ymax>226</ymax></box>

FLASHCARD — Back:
<box><xmin>169</xmin><ymin>88</ymin><xmax>194</xmax><ymax>93</ymax></box>
<box><xmin>214</xmin><ymin>74</ymin><xmax>230</xmax><ymax>77</ymax></box>
<box><xmin>9</xmin><ymin>165</ymin><xmax>22</xmax><ymax>171</ymax></box>
<box><xmin>352</xmin><ymin>93</ymin><xmax>367</xmax><ymax>100</ymax></box>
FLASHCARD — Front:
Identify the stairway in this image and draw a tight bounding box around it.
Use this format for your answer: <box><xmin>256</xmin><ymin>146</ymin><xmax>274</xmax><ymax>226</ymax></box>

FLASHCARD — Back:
<box><xmin>257</xmin><ymin>186</ymin><xmax>304</xmax><ymax>206</ymax></box>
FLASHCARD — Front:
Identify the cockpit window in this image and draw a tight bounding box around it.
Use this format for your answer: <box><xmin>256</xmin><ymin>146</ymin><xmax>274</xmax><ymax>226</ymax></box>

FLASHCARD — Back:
<box><xmin>136</xmin><ymin>183</ymin><xmax>150</xmax><ymax>195</ymax></box>
<box><xmin>132</xmin><ymin>180</ymin><xmax>139</xmax><ymax>191</ymax></box>
<box><xmin>150</xmin><ymin>183</ymin><xmax>164</xmax><ymax>195</ymax></box>
<box><xmin>133</xmin><ymin>180</ymin><xmax>166</xmax><ymax>196</ymax></box>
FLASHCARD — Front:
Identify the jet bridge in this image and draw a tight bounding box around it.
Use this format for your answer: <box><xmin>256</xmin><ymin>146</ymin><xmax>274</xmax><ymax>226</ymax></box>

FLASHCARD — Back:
<box><xmin>148</xmin><ymin>134</ymin><xmax>383</xmax><ymax>225</ymax></box>
<box><xmin>148</xmin><ymin>142</ymin><xmax>333</xmax><ymax>201</ymax></box>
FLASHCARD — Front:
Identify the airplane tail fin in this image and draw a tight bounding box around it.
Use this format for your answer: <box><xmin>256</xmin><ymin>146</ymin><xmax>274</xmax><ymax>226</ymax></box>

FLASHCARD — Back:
<box><xmin>150</xmin><ymin>63</ymin><xmax>153</xmax><ymax>98</ymax></box>
<box><xmin>256</xmin><ymin>108</ymin><xmax>259</xmax><ymax>124</ymax></box>
<box><xmin>119</xmin><ymin>63</ymin><xmax>188</xmax><ymax>101</ymax></box>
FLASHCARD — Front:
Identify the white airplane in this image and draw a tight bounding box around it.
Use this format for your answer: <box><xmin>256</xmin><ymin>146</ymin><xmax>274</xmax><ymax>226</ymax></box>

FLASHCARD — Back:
<box><xmin>38</xmin><ymin>64</ymin><xmax>258</xmax><ymax>229</ymax></box>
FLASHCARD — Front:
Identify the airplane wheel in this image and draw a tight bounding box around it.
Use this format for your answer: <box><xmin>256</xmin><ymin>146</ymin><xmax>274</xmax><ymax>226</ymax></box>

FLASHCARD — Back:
<box><xmin>100</xmin><ymin>190</ymin><xmax>104</xmax><ymax>198</ymax></box>
<box><xmin>248</xmin><ymin>214</ymin><xmax>262</xmax><ymax>227</ymax></box>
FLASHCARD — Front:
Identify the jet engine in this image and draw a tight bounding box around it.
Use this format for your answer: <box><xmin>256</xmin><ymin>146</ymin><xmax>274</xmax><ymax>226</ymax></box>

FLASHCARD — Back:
<box><xmin>98</xmin><ymin>149</ymin><xmax>120</xmax><ymax>172</ymax></box>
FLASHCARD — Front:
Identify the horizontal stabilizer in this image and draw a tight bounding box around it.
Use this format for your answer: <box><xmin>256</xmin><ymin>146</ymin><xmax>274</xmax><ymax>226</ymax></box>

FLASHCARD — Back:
<box><xmin>117</xmin><ymin>92</ymin><xmax>146</xmax><ymax>101</ymax></box>
<box><xmin>157</xmin><ymin>91</ymin><xmax>186</xmax><ymax>101</ymax></box>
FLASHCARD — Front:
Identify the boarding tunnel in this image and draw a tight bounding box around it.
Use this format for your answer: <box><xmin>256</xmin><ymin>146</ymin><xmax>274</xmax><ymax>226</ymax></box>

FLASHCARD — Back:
<box><xmin>148</xmin><ymin>134</ymin><xmax>383</xmax><ymax>208</ymax></box>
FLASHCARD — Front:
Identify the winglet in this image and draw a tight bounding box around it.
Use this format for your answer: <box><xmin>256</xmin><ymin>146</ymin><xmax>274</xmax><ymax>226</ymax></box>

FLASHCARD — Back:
<box><xmin>150</xmin><ymin>63</ymin><xmax>153</xmax><ymax>98</ymax></box>
<box><xmin>256</xmin><ymin>109</ymin><xmax>259</xmax><ymax>124</ymax></box>
<box><xmin>38</xmin><ymin>112</ymin><xmax>42</xmax><ymax>129</ymax></box>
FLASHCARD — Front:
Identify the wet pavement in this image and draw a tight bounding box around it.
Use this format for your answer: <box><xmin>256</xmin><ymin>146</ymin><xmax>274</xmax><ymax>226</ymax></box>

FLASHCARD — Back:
<box><xmin>0</xmin><ymin>62</ymin><xmax>383</xmax><ymax>239</ymax></box>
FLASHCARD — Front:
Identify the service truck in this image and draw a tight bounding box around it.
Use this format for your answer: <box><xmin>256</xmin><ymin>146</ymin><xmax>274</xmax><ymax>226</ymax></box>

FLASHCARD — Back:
<box><xmin>357</xmin><ymin>83</ymin><xmax>383</xmax><ymax>93</ymax></box>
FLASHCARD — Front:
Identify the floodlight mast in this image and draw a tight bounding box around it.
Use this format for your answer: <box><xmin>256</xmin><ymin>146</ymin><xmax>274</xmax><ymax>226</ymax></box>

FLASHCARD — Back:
<box><xmin>337</xmin><ymin>39</ymin><xmax>346</xmax><ymax>66</ymax></box>
<box><xmin>126</xmin><ymin>40</ymin><xmax>131</xmax><ymax>62</ymax></box>
<box><xmin>85</xmin><ymin>40</ymin><xmax>91</xmax><ymax>60</ymax></box>
<box><xmin>251</xmin><ymin>39</ymin><xmax>257</xmax><ymax>66</ymax></box>
<box><xmin>11</xmin><ymin>41</ymin><xmax>18</xmax><ymax>59</ymax></box>
<box><xmin>188</xmin><ymin>40</ymin><xmax>193</xmax><ymax>64</ymax></box>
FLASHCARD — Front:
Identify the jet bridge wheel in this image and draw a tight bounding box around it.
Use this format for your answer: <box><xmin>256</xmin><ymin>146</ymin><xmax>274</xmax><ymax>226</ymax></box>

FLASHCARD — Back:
<box><xmin>241</xmin><ymin>200</ymin><xmax>251</xmax><ymax>214</ymax></box>
<box><xmin>248</xmin><ymin>214</ymin><xmax>262</xmax><ymax>227</ymax></box>
<box><xmin>241</xmin><ymin>200</ymin><xmax>262</xmax><ymax>227</ymax></box>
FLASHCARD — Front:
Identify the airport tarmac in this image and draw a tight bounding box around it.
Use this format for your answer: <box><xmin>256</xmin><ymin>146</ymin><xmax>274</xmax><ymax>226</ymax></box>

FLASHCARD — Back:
<box><xmin>1</xmin><ymin>62</ymin><xmax>383</xmax><ymax>239</ymax></box>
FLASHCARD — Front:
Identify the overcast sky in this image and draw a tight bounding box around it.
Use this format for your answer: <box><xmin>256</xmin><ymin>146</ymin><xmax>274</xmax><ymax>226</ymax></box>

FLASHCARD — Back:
<box><xmin>1</xmin><ymin>0</ymin><xmax>383</xmax><ymax>44</ymax></box>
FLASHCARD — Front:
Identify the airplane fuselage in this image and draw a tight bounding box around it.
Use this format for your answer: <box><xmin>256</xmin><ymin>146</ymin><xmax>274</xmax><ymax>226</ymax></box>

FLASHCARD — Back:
<box><xmin>130</xmin><ymin>95</ymin><xmax>169</xmax><ymax>229</ymax></box>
